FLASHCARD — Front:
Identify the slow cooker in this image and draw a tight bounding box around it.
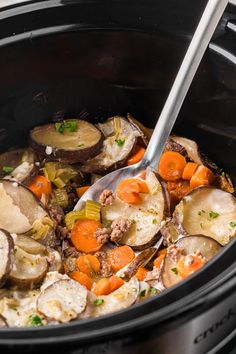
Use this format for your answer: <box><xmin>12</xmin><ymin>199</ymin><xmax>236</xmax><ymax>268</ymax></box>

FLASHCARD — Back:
<box><xmin>0</xmin><ymin>1</ymin><xmax>236</xmax><ymax>353</ymax></box>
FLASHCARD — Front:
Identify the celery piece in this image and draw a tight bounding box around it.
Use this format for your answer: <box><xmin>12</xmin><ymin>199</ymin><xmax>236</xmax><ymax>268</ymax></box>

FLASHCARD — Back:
<box><xmin>53</xmin><ymin>177</ymin><xmax>66</xmax><ymax>188</ymax></box>
<box><xmin>85</xmin><ymin>200</ymin><xmax>101</xmax><ymax>221</ymax></box>
<box><xmin>54</xmin><ymin>189</ymin><xmax>69</xmax><ymax>208</ymax></box>
<box><xmin>64</xmin><ymin>210</ymin><xmax>85</xmax><ymax>230</ymax></box>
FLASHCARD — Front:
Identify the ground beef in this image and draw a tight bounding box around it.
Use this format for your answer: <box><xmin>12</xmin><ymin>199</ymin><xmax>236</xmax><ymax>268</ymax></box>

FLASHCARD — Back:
<box><xmin>56</xmin><ymin>226</ymin><xmax>70</xmax><ymax>240</ymax></box>
<box><xmin>63</xmin><ymin>242</ymin><xmax>82</xmax><ymax>258</ymax></box>
<box><xmin>99</xmin><ymin>189</ymin><xmax>114</xmax><ymax>206</ymax></box>
<box><xmin>167</xmin><ymin>244</ymin><xmax>185</xmax><ymax>263</ymax></box>
<box><xmin>110</xmin><ymin>217</ymin><xmax>133</xmax><ymax>243</ymax></box>
<box><xmin>63</xmin><ymin>256</ymin><xmax>77</xmax><ymax>273</ymax></box>
<box><xmin>145</xmin><ymin>266</ymin><xmax>161</xmax><ymax>282</ymax></box>
<box><xmin>48</xmin><ymin>201</ymin><xmax>64</xmax><ymax>224</ymax></box>
<box><xmin>94</xmin><ymin>228</ymin><xmax>110</xmax><ymax>245</ymax></box>
<box><xmin>95</xmin><ymin>251</ymin><xmax>113</xmax><ymax>277</ymax></box>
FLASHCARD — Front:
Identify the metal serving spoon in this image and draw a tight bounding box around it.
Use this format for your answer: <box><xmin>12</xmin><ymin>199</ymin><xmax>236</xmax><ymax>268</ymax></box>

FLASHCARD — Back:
<box><xmin>75</xmin><ymin>0</ymin><xmax>228</xmax><ymax>210</ymax></box>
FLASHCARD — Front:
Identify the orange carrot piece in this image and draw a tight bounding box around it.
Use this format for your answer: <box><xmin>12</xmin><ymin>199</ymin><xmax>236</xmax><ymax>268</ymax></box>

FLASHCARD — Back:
<box><xmin>109</xmin><ymin>275</ymin><xmax>124</xmax><ymax>292</ymax></box>
<box><xmin>154</xmin><ymin>254</ymin><xmax>165</xmax><ymax>268</ymax></box>
<box><xmin>182</xmin><ymin>162</ymin><xmax>199</xmax><ymax>180</ymax></box>
<box><xmin>71</xmin><ymin>219</ymin><xmax>102</xmax><ymax>253</ymax></box>
<box><xmin>93</xmin><ymin>278</ymin><xmax>111</xmax><ymax>296</ymax></box>
<box><xmin>116</xmin><ymin>178</ymin><xmax>148</xmax><ymax>204</ymax></box>
<box><xmin>189</xmin><ymin>165</ymin><xmax>215</xmax><ymax>189</ymax></box>
<box><xmin>176</xmin><ymin>255</ymin><xmax>205</xmax><ymax>279</ymax></box>
<box><xmin>76</xmin><ymin>185</ymin><xmax>90</xmax><ymax>198</ymax></box>
<box><xmin>135</xmin><ymin>267</ymin><xmax>148</xmax><ymax>281</ymax></box>
<box><xmin>76</xmin><ymin>254</ymin><xmax>100</xmax><ymax>277</ymax></box>
<box><xmin>158</xmin><ymin>248</ymin><xmax>167</xmax><ymax>256</ymax></box>
<box><xmin>107</xmin><ymin>245</ymin><xmax>135</xmax><ymax>272</ymax></box>
<box><xmin>70</xmin><ymin>271</ymin><xmax>93</xmax><ymax>290</ymax></box>
<box><xmin>28</xmin><ymin>175</ymin><xmax>51</xmax><ymax>200</ymax></box>
<box><xmin>127</xmin><ymin>146</ymin><xmax>146</xmax><ymax>166</ymax></box>
<box><xmin>158</xmin><ymin>151</ymin><xmax>186</xmax><ymax>181</ymax></box>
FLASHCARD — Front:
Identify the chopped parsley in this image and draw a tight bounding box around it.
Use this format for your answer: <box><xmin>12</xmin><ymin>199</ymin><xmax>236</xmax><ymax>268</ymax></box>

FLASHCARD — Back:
<box><xmin>209</xmin><ymin>211</ymin><xmax>219</xmax><ymax>219</ymax></box>
<box><xmin>220</xmin><ymin>171</ymin><xmax>225</xmax><ymax>177</ymax></box>
<box><xmin>93</xmin><ymin>299</ymin><xmax>104</xmax><ymax>306</ymax></box>
<box><xmin>13</xmin><ymin>248</ymin><xmax>17</xmax><ymax>255</ymax></box>
<box><xmin>198</xmin><ymin>210</ymin><xmax>205</xmax><ymax>216</ymax></box>
<box><xmin>171</xmin><ymin>267</ymin><xmax>178</xmax><ymax>275</ymax></box>
<box><xmin>116</xmin><ymin>139</ymin><xmax>125</xmax><ymax>147</ymax></box>
<box><xmin>55</xmin><ymin>119</ymin><xmax>78</xmax><ymax>134</ymax></box>
<box><xmin>28</xmin><ymin>314</ymin><xmax>43</xmax><ymax>327</ymax></box>
<box><xmin>152</xmin><ymin>219</ymin><xmax>157</xmax><ymax>224</ymax></box>
<box><xmin>2</xmin><ymin>166</ymin><xmax>14</xmax><ymax>174</ymax></box>
<box><xmin>150</xmin><ymin>287</ymin><xmax>158</xmax><ymax>295</ymax></box>
<box><xmin>78</xmin><ymin>144</ymin><xmax>85</xmax><ymax>147</ymax></box>
<box><xmin>229</xmin><ymin>221</ymin><xmax>236</xmax><ymax>228</ymax></box>
<box><xmin>140</xmin><ymin>289</ymin><xmax>146</xmax><ymax>297</ymax></box>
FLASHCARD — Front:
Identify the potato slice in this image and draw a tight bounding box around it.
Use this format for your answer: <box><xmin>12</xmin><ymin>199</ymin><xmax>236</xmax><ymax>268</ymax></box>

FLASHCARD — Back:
<box><xmin>30</xmin><ymin>120</ymin><xmax>103</xmax><ymax>164</ymax></box>
<box><xmin>80</xmin><ymin>277</ymin><xmax>139</xmax><ymax>319</ymax></box>
<box><xmin>82</xmin><ymin>116</ymin><xmax>140</xmax><ymax>174</ymax></box>
<box><xmin>101</xmin><ymin>171</ymin><xmax>169</xmax><ymax>250</ymax></box>
<box><xmin>9</xmin><ymin>247</ymin><xmax>48</xmax><ymax>289</ymax></box>
<box><xmin>161</xmin><ymin>235</ymin><xmax>221</xmax><ymax>288</ymax></box>
<box><xmin>174</xmin><ymin>187</ymin><xmax>236</xmax><ymax>245</ymax></box>
<box><xmin>37</xmin><ymin>279</ymin><xmax>87</xmax><ymax>322</ymax></box>
<box><xmin>15</xmin><ymin>234</ymin><xmax>46</xmax><ymax>255</ymax></box>
<box><xmin>0</xmin><ymin>230</ymin><xmax>14</xmax><ymax>288</ymax></box>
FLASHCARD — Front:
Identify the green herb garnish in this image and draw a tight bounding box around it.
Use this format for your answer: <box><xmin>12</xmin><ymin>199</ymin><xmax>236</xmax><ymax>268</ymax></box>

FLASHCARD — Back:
<box><xmin>152</xmin><ymin>219</ymin><xmax>157</xmax><ymax>224</ymax></box>
<box><xmin>198</xmin><ymin>210</ymin><xmax>205</xmax><ymax>216</ymax></box>
<box><xmin>2</xmin><ymin>166</ymin><xmax>14</xmax><ymax>174</ymax></box>
<box><xmin>171</xmin><ymin>267</ymin><xmax>178</xmax><ymax>275</ymax></box>
<box><xmin>209</xmin><ymin>211</ymin><xmax>219</xmax><ymax>219</ymax></box>
<box><xmin>229</xmin><ymin>221</ymin><xmax>236</xmax><ymax>228</ymax></box>
<box><xmin>150</xmin><ymin>287</ymin><xmax>158</xmax><ymax>295</ymax></box>
<box><xmin>140</xmin><ymin>289</ymin><xmax>146</xmax><ymax>297</ymax></box>
<box><xmin>116</xmin><ymin>139</ymin><xmax>125</xmax><ymax>147</ymax></box>
<box><xmin>93</xmin><ymin>299</ymin><xmax>104</xmax><ymax>307</ymax></box>
<box><xmin>78</xmin><ymin>144</ymin><xmax>85</xmax><ymax>147</ymax></box>
<box><xmin>55</xmin><ymin>119</ymin><xmax>78</xmax><ymax>134</ymax></box>
<box><xmin>220</xmin><ymin>171</ymin><xmax>225</xmax><ymax>177</ymax></box>
<box><xmin>28</xmin><ymin>314</ymin><xmax>43</xmax><ymax>327</ymax></box>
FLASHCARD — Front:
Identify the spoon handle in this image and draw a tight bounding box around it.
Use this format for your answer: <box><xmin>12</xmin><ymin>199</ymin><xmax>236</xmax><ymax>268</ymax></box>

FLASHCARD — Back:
<box><xmin>143</xmin><ymin>0</ymin><xmax>228</xmax><ymax>171</ymax></box>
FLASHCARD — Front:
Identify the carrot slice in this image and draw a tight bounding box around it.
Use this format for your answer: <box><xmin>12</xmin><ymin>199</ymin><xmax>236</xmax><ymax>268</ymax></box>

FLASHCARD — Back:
<box><xmin>109</xmin><ymin>275</ymin><xmax>124</xmax><ymax>292</ymax></box>
<box><xmin>71</xmin><ymin>219</ymin><xmax>102</xmax><ymax>253</ymax></box>
<box><xmin>76</xmin><ymin>186</ymin><xmax>90</xmax><ymax>198</ymax></box>
<box><xmin>70</xmin><ymin>271</ymin><xmax>93</xmax><ymax>290</ymax></box>
<box><xmin>189</xmin><ymin>165</ymin><xmax>215</xmax><ymax>189</ymax></box>
<box><xmin>158</xmin><ymin>248</ymin><xmax>167</xmax><ymax>256</ymax></box>
<box><xmin>76</xmin><ymin>255</ymin><xmax>100</xmax><ymax>277</ymax></box>
<box><xmin>116</xmin><ymin>178</ymin><xmax>148</xmax><ymax>204</ymax></box>
<box><xmin>107</xmin><ymin>245</ymin><xmax>135</xmax><ymax>272</ymax></box>
<box><xmin>28</xmin><ymin>175</ymin><xmax>51</xmax><ymax>200</ymax></box>
<box><xmin>158</xmin><ymin>151</ymin><xmax>186</xmax><ymax>181</ymax></box>
<box><xmin>127</xmin><ymin>146</ymin><xmax>146</xmax><ymax>166</ymax></box>
<box><xmin>154</xmin><ymin>254</ymin><xmax>165</xmax><ymax>268</ymax></box>
<box><xmin>93</xmin><ymin>278</ymin><xmax>111</xmax><ymax>296</ymax></box>
<box><xmin>176</xmin><ymin>255</ymin><xmax>205</xmax><ymax>279</ymax></box>
<box><xmin>135</xmin><ymin>267</ymin><xmax>148</xmax><ymax>281</ymax></box>
<box><xmin>182</xmin><ymin>162</ymin><xmax>199</xmax><ymax>180</ymax></box>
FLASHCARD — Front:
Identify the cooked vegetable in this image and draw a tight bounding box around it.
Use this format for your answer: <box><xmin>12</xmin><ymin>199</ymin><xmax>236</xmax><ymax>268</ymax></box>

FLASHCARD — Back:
<box><xmin>30</xmin><ymin>120</ymin><xmax>103</xmax><ymax>164</ymax></box>
<box><xmin>189</xmin><ymin>165</ymin><xmax>215</xmax><ymax>189</ymax></box>
<box><xmin>53</xmin><ymin>189</ymin><xmax>68</xmax><ymax>208</ymax></box>
<box><xmin>0</xmin><ymin>230</ymin><xmax>14</xmax><ymax>288</ymax></box>
<box><xmin>82</xmin><ymin>116</ymin><xmax>140</xmax><ymax>174</ymax></box>
<box><xmin>76</xmin><ymin>255</ymin><xmax>101</xmax><ymax>277</ymax></box>
<box><xmin>43</xmin><ymin>162</ymin><xmax>78</xmax><ymax>188</ymax></box>
<box><xmin>127</xmin><ymin>113</ymin><xmax>153</xmax><ymax>146</ymax></box>
<box><xmin>173</xmin><ymin>187</ymin><xmax>236</xmax><ymax>245</ymax></box>
<box><xmin>37</xmin><ymin>279</ymin><xmax>87</xmax><ymax>322</ymax></box>
<box><xmin>158</xmin><ymin>151</ymin><xmax>186</xmax><ymax>181</ymax></box>
<box><xmin>9</xmin><ymin>246</ymin><xmax>48</xmax><ymax>289</ymax></box>
<box><xmin>167</xmin><ymin>180</ymin><xmax>191</xmax><ymax>208</ymax></box>
<box><xmin>71</xmin><ymin>219</ymin><xmax>102</xmax><ymax>253</ymax></box>
<box><xmin>182</xmin><ymin>162</ymin><xmax>199</xmax><ymax>180</ymax></box>
<box><xmin>70</xmin><ymin>271</ymin><xmax>93</xmax><ymax>290</ymax></box>
<box><xmin>15</xmin><ymin>234</ymin><xmax>46</xmax><ymax>255</ymax></box>
<box><xmin>102</xmin><ymin>170</ymin><xmax>168</xmax><ymax>250</ymax></box>
<box><xmin>27</xmin><ymin>314</ymin><xmax>43</xmax><ymax>327</ymax></box>
<box><xmin>154</xmin><ymin>254</ymin><xmax>165</xmax><ymax>269</ymax></box>
<box><xmin>162</xmin><ymin>235</ymin><xmax>221</xmax><ymax>288</ymax></box>
<box><xmin>76</xmin><ymin>186</ymin><xmax>90</xmax><ymax>198</ymax></box>
<box><xmin>0</xmin><ymin>148</ymin><xmax>38</xmax><ymax>185</ymax></box>
<box><xmin>171</xmin><ymin>136</ymin><xmax>206</xmax><ymax>165</ymax></box>
<box><xmin>127</xmin><ymin>146</ymin><xmax>146</xmax><ymax>166</ymax></box>
<box><xmin>107</xmin><ymin>245</ymin><xmax>135</xmax><ymax>272</ymax></box>
<box><xmin>135</xmin><ymin>267</ymin><xmax>148</xmax><ymax>281</ymax></box>
<box><xmin>85</xmin><ymin>200</ymin><xmax>101</xmax><ymax>221</ymax></box>
<box><xmin>28</xmin><ymin>175</ymin><xmax>52</xmax><ymax>201</ymax></box>
<box><xmin>93</xmin><ymin>275</ymin><xmax>124</xmax><ymax>296</ymax></box>
<box><xmin>121</xmin><ymin>247</ymin><xmax>157</xmax><ymax>281</ymax></box>
<box><xmin>80</xmin><ymin>277</ymin><xmax>139</xmax><ymax>319</ymax></box>
<box><xmin>116</xmin><ymin>178</ymin><xmax>149</xmax><ymax>204</ymax></box>
<box><xmin>176</xmin><ymin>255</ymin><xmax>205</xmax><ymax>278</ymax></box>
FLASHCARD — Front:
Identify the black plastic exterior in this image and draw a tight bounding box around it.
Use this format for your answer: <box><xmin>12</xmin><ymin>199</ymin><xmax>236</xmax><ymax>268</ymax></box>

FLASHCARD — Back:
<box><xmin>0</xmin><ymin>1</ymin><xmax>236</xmax><ymax>353</ymax></box>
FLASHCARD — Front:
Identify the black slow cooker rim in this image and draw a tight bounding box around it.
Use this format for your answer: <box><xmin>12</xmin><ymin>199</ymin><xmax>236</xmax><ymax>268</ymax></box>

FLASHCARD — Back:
<box><xmin>0</xmin><ymin>0</ymin><xmax>236</xmax><ymax>345</ymax></box>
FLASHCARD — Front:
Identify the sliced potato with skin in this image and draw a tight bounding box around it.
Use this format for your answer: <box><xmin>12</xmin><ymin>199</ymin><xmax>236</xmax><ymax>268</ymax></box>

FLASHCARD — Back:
<box><xmin>82</xmin><ymin>116</ymin><xmax>140</xmax><ymax>174</ymax></box>
<box><xmin>30</xmin><ymin>120</ymin><xmax>103</xmax><ymax>164</ymax></box>
<box><xmin>37</xmin><ymin>279</ymin><xmax>87</xmax><ymax>322</ymax></box>
<box><xmin>80</xmin><ymin>277</ymin><xmax>139</xmax><ymax>319</ymax></box>
<box><xmin>0</xmin><ymin>230</ymin><xmax>14</xmax><ymax>288</ymax></box>
<box><xmin>101</xmin><ymin>171</ymin><xmax>169</xmax><ymax>250</ymax></box>
<box><xmin>174</xmin><ymin>187</ymin><xmax>236</xmax><ymax>245</ymax></box>
<box><xmin>15</xmin><ymin>234</ymin><xmax>46</xmax><ymax>255</ymax></box>
<box><xmin>162</xmin><ymin>235</ymin><xmax>221</xmax><ymax>288</ymax></box>
<box><xmin>8</xmin><ymin>246</ymin><xmax>48</xmax><ymax>289</ymax></box>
